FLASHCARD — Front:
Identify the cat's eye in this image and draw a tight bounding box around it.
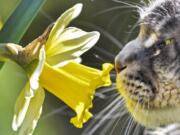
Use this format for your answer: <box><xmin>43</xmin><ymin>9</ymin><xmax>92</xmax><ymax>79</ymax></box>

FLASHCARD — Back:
<box><xmin>152</xmin><ymin>38</ymin><xmax>174</xmax><ymax>56</ymax></box>
<box><xmin>165</xmin><ymin>39</ymin><xmax>174</xmax><ymax>46</ymax></box>
<box><xmin>156</xmin><ymin>38</ymin><xmax>174</xmax><ymax>49</ymax></box>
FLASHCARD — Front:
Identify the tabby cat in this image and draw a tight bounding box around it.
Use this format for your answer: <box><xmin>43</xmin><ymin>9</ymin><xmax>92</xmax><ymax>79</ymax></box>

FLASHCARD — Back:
<box><xmin>115</xmin><ymin>0</ymin><xmax>180</xmax><ymax>130</ymax></box>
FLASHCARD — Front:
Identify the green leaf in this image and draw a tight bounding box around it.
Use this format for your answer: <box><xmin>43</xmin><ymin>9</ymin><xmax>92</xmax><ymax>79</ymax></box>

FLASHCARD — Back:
<box><xmin>0</xmin><ymin>0</ymin><xmax>46</xmax><ymax>43</ymax></box>
<box><xmin>0</xmin><ymin>0</ymin><xmax>20</xmax><ymax>24</ymax></box>
<box><xmin>0</xmin><ymin>61</ymin><xmax>5</xmax><ymax>70</ymax></box>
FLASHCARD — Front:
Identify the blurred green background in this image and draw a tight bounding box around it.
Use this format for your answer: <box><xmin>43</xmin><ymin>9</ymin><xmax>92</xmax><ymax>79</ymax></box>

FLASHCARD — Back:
<box><xmin>0</xmin><ymin>0</ymin><xmax>140</xmax><ymax>135</ymax></box>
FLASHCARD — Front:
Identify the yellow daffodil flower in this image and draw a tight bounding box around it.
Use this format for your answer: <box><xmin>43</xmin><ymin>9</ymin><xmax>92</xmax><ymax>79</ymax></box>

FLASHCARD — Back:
<box><xmin>0</xmin><ymin>3</ymin><xmax>113</xmax><ymax>135</ymax></box>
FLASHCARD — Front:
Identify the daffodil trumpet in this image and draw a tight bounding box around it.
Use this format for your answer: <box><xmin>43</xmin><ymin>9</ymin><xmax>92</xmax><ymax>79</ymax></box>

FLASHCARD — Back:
<box><xmin>0</xmin><ymin>3</ymin><xmax>114</xmax><ymax>135</ymax></box>
<box><xmin>40</xmin><ymin>62</ymin><xmax>113</xmax><ymax>128</ymax></box>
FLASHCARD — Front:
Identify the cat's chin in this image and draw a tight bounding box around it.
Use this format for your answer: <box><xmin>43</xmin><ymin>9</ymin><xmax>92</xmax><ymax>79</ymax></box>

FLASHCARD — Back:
<box><xmin>126</xmin><ymin>100</ymin><xmax>180</xmax><ymax>128</ymax></box>
<box><xmin>116</xmin><ymin>75</ymin><xmax>180</xmax><ymax>128</ymax></box>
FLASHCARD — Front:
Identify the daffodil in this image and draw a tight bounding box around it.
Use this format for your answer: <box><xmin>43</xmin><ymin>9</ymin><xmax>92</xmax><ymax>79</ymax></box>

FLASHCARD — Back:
<box><xmin>0</xmin><ymin>3</ymin><xmax>113</xmax><ymax>135</ymax></box>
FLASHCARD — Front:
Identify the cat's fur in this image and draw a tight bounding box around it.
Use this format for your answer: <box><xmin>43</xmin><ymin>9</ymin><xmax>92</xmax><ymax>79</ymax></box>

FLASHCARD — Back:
<box><xmin>116</xmin><ymin>0</ymin><xmax>180</xmax><ymax>128</ymax></box>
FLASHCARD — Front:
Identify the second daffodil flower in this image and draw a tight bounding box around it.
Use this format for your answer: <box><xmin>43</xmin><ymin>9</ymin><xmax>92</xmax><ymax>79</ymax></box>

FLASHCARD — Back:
<box><xmin>0</xmin><ymin>3</ymin><xmax>113</xmax><ymax>135</ymax></box>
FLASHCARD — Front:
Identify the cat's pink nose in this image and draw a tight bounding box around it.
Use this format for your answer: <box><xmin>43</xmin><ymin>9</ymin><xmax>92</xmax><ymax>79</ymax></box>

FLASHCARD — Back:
<box><xmin>115</xmin><ymin>55</ymin><xmax>127</xmax><ymax>73</ymax></box>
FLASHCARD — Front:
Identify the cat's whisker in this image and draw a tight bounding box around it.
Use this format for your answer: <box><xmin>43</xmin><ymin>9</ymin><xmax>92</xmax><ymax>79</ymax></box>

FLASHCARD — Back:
<box><xmin>95</xmin><ymin>92</ymin><xmax>119</xmax><ymax>100</ymax></box>
<box><xmin>132</xmin><ymin>99</ymin><xmax>140</xmax><ymax>117</ymax></box>
<box><xmin>125</xmin><ymin>116</ymin><xmax>134</xmax><ymax>135</ymax></box>
<box><xmin>110</xmin><ymin>115</ymin><xmax>123</xmax><ymax>135</ymax></box>
<box><xmin>87</xmin><ymin>101</ymin><xmax>122</xmax><ymax>135</ymax></box>
<box><xmin>81</xmin><ymin>96</ymin><xmax>121</xmax><ymax>134</ymax></box>
<box><xmin>93</xmin><ymin>46</ymin><xmax>116</xmax><ymax>60</ymax></box>
<box><xmin>40</xmin><ymin>9</ymin><xmax>55</xmax><ymax>22</ymax></box>
<box><xmin>95</xmin><ymin>92</ymin><xmax>107</xmax><ymax>99</ymax></box>
<box><xmin>107</xmin><ymin>10</ymin><xmax>135</xmax><ymax>31</ymax></box>
<box><xmin>125</xmin><ymin>21</ymin><xmax>140</xmax><ymax>42</ymax></box>
<box><xmin>92</xmin><ymin>6</ymin><xmax>138</xmax><ymax>17</ymax></box>
<box><xmin>112</xmin><ymin>0</ymin><xmax>142</xmax><ymax>10</ymax></box>
<box><xmin>77</xmin><ymin>21</ymin><xmax>124</xmax><ymax>49</ymax></box>
<box><xmin>93</xmin><ymin>53</ymin><xmax>107</xmax><ymax>62</ymax></box>
<box><xmin>41</xmin><ymin>105</ymin><xmax>68</xmax><ymax>120</ymax></box>
<box><xmin>98</xmin><ymin>84</ymin><xmax>116</xmax><ymax>94</ymax></box>
<box><xmin>99</xmin><ymin>118</ymin><xmax>117</xmax><ymax>135</ymax></box>
<box><xmin>121</xmin><ymin>100</ymin><xmax>139</xmax><ymax>135</ymax></box>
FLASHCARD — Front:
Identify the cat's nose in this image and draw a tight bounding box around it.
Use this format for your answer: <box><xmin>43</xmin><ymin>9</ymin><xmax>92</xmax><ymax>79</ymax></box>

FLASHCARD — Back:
<box><xmin>115</xmin><ymin>39</ymin><xmax>142</xmax><ymax>73</ymax></box>
<box><xmin>115</xmin><ymin>50</ymin><xmax>137</xmax><ymax>73</ymax></box>
<box><xmin>115</xmin><ymin>55</ymin><xmax>127</xmax><ymax>73</ymax></box>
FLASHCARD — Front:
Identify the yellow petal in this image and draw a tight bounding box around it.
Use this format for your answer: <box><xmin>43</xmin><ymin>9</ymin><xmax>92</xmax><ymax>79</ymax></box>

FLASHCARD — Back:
<box><xmin>40</xmin><ymin>62</ymin><xmax>113</xmax><ymax>128</ymax></box>
<box><xmin>60</xmin><ymin>62</ymin><xmax>113</xmax><ymax>87</ymax></box>
<box><xmin>46</xmin><ymin>27</ymin><xmax>100</xmax><ymax>68</ymax></box>
<box><xmin>46</xmin><ymin>3</ymin><xmax>83</xmax><ymax>51</ymax></box>
<box><xmin>19</xmin><ymin>87</ymin><xmax>45</xmax><ymax>135</ymax></box>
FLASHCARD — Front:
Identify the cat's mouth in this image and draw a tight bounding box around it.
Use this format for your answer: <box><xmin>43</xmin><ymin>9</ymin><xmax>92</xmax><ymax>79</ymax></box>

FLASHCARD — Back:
<box><xmin>116</xmin><ymin>67</ymin><xmax>156</xmax><ymax>108</ymax></box>
<box><xmin>116</xmin><ymin>68</ymin><xmax>180</xmax><ymax>107</ymax></box>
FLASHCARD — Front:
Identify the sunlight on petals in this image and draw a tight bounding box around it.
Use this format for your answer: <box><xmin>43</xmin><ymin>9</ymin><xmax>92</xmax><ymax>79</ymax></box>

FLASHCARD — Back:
<box><xmin>46</xmin><ymin>3</ymin><xmax>83</xmax><ymax>51</ymax></box>
<box><xmin>12</xmin><ymin>47</ymin><xmax>46</xmax><ymax>132</ymax></box>
<box><xmin>46</xmin><ymin>27</ymin><xmax>100</xmax><ymax>68</ymax></box>
<box><xmin>19</xmin><ymin>87</ymin><xmax>45</xmax><ymax>135</ymax></box>
<box><xmin>29</xmin><ymin>46</ymin><xmax>46</xmax><ymax>90</ymax></box>
<box><xmin>12</xmin><ymin>82</ymin><xmax>32</xmax><ymax>131</ymax></box>
<box><xmin>45</xmin><ymin>3</ymin><xmax>101</xmax><ymax>68</ymax></box>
